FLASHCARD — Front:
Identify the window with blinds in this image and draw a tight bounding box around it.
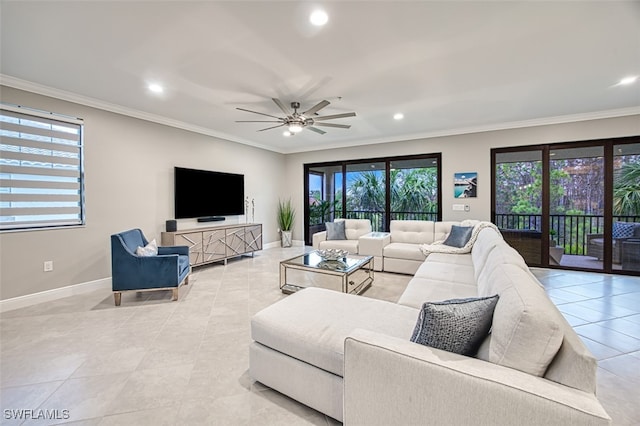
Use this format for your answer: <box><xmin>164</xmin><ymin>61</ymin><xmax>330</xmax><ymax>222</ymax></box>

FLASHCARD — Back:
<box><xmin>0</xmin><ymin>105</ymin><xmax>84</xmax><ymax>231</ymax></box>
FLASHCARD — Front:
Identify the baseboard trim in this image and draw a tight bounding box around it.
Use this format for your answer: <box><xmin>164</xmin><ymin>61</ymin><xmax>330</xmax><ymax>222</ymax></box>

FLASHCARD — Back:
<box><xmin>263</xmin><ymin>240</ymin><xmax>305</xmax><ymax>249</ymax></box>
<box><xmin>0</xmin><ymin>277</ymin><xmax>112</xmax><ymax>313</ymax></box>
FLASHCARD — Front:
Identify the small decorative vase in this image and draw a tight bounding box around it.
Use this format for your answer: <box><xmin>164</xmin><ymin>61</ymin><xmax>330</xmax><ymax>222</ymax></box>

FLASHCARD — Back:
<box><xmin>281</xmin><ymin>230</ymin><xmax>292</xmax><ymax>248</ymax></box>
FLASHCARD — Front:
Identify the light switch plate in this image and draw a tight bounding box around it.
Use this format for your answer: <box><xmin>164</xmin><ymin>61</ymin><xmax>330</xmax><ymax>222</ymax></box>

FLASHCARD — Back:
<box><xmin>452</xmin><ymin>204</ymin><xmax>465</xmax><ymax>211</ymax></box>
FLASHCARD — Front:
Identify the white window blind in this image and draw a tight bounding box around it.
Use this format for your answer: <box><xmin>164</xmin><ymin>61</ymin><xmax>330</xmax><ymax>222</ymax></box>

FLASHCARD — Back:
<box><xmin>0</xmin><ymin>105</ymin><xmax>84</xmax><ymax>231</ymax></box>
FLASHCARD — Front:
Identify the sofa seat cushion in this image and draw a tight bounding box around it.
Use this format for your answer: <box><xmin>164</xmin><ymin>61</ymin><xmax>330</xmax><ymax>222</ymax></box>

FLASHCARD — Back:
<box><xmin>318</xmin><ymin>239</ymin><xmax>359</xmax><ymax>254</ymax></box>
<box><xmin>384</xmin><ymin>242</ymin><xmax>426</xmax><ymax>261</ymax></box>
<box><xmin>251</xmin><ymin>287</ymin><xmax>418</xmax><ymax>377</ymax></box>
<box><xmin>414</xmin><ymin>260</ymin><xmax>475</xmax><ymax>287</ymax></box>
<box><xmin>398</xmin><ymin>277</ymin><xmax>478</xmax><ymax>309</ymax></box>
<box><xmin>476</xmin><ymin>264</ymin><xmax>564</xmax><ymax>377</ymax></box>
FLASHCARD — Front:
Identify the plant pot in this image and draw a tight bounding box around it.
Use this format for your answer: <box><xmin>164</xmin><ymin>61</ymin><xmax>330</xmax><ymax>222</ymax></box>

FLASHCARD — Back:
<box><xmin>281</xmin><ymin>230</ymin><xmax>292</xmax><ymax>248</ymax></box>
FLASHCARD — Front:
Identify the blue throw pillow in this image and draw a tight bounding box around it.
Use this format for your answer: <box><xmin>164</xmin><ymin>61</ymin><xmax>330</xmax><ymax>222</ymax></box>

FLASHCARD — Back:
<box><xmin>410</xmin><ymin>295</ymin><xmax>499</xmax><ymax>356</ymax></box>
<box><xmin>443</xmin><ymin>225</ymin><xmax>474</xmax><ymax>248</ymax></box>
<box><xmin>325</xmin><ymin>221</ymin><xmax>347</xmax><ymax>240</ymax></box>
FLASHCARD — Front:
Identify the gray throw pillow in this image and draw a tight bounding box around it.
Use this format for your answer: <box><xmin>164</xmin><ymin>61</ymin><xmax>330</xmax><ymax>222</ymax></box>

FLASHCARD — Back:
<box><xmin>410</xmin><ymin>295</ymin><xmax>499</xmax><ymax>356</ymax></box>
<box><xmin>325</xmin><ymin>221</ymin><xmax>347</xmax><ymax>240</ymax></box>
<box><xmin>443</xmin><ymin>225</ymin><xmax>474</xmax><ymax>248</ymax></box>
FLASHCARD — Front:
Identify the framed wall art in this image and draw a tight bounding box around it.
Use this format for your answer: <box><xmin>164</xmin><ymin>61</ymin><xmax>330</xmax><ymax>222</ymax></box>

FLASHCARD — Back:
<box><xmin>454</xmin><ymin>172</ymin><xmax>477</xmax><ymax>198</ymax></box>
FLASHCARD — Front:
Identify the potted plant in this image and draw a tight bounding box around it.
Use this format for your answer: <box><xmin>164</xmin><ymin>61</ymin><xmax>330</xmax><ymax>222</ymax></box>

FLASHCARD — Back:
<box><xmin>549</xmin><ymin>229</ymin><xmax>558</xmax><ymax>247</ymax></box>
<box><xmin>277</xmin><ymin>198</ymin><xmax>296</xmax><ymax>247</ymax></box>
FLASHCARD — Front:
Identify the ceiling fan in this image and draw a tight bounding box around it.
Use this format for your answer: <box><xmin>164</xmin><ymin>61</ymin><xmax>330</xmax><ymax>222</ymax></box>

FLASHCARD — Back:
<box><xmin>236</xmin><ymin>98</ymin><xmax>356</xmax><ymax>135</ymax></box>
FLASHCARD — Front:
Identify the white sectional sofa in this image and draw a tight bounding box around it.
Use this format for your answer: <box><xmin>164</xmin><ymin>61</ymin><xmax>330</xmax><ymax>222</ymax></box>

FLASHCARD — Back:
<box><xmin>313</xmin><ymin>219</ymin><xmax>465</xmax><ymax>274</ymax></box>
<box><xmin>250</xmin><ymin>222</ymin><xmax>610</xmax><ymax>425</ymax></box>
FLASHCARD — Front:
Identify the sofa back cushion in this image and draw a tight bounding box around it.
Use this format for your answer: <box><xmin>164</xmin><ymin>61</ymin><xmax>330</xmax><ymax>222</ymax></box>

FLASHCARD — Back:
<box><xmin>336</xmin><ymin>219</ymin><xmax>372</xmax><ymax>240</ymax></box>
<box><xmin>476</xmin><ymin>264</ymin><xmax>563</xmax><ymax>377</ymax></box>
<box><xmin>434</xmin><ymin>221</ymin><xmax>459</xmax><ymax>242</ymax></box>
<box><xmin>476</xmin><ymin>242</ymin><xmax>528</xmax><ymax>294</ymax></box>
<box><xmin>390</xmin><ymin>220</ymin><xmax>435</xmax><ymax>244</ymax></box>
<box><xmin>471</xmin><ymin>227</ymin><xmax>504</xmax><ymax>280</ymax></box>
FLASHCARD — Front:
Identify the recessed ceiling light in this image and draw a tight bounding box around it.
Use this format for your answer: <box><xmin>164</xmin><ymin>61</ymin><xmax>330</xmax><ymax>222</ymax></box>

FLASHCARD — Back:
<box><xmin>283</xmin><ymin>131</ymin><xmax>292</xmax><ymax>137</ymax></box>
<box><xmin>148</xmin><ymin>83</ymin><xmax>164</xmax><ymax>93</ymax></box>
<box><xmin>310</xmin><ymin>10</ymin><xmax>328</xmax><ymax>26</ymax></box>
<box><xmin>393</xmin><ymin>113</ymin><xmax>404</xmax><ymax>120</ymax></box>
<box><xmin>619</xmin><ymin>76</ymin><xmax>638</xmax><ymax>85</ymax></box>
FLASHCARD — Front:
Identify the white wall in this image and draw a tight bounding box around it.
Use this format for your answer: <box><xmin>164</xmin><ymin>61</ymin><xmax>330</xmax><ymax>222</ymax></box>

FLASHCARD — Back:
<box><xmin>284</xmin><ymin>115</ymin><xmax>640</xmax><ymax>241</ymax></box>
<box><xmin>0</xmin><ymin>86</ymin><xmax>286</xmax><ymax>300</ymax></box>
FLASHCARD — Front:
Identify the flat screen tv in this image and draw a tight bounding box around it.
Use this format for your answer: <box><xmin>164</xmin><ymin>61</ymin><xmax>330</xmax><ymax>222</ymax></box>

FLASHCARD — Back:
<box><xmin>174</xmin><ymin>167</ymin><xmax>245</xmax><ymax>219</ymax></box>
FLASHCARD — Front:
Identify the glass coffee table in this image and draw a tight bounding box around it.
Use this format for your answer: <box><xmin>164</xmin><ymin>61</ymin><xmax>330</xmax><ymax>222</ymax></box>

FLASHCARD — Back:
<box><xmin>280</xmin><ymin>251</ymin><xmax>374</xmax><ymax>295</ymax></box>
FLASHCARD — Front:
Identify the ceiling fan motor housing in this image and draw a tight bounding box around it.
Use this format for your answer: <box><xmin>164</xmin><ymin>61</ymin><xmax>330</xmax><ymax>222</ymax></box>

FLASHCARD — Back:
<box><xmin>291</xmin><ymin>102</ymin><xmax>301</xmax><ymax>110</ymax></box>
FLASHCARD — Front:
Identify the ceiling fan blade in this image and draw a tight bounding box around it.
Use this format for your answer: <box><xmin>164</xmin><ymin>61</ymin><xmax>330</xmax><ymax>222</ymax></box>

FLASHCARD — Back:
<box><xmin>236</xmin><ymin>107</ymin><xmax>283</xmax><ymax>120</ymax></box>
<box><xmin>257</xmin><ymin>123</ymin><xmax>286</xmax><ymax>132</ymax></box>
<box><xmin>313</xmin><ymin>112</ymin><xmax>357</xmax><ymax>121</ymax></box>
<box><xmin>302</xmin><ymin>100</ymin><xmax>330</xmax><ymax>116</ymax></box>
<box><xmin>313</xmin><ymin>122</ymin><xmax>351</xmax><ymax>129</ymax></box>
<box><xmin>272</xmin><ymin>98</ymin><xmax>291</xmax><ymax>116</ymax></box>
<box><xmin>235</xmin><ymin>120</ymin><xmax>283</xmax><ymax>123</ymax></box>
<box><xmin>307</xmin><ymin>126</ymin><xmax>326</xmax><ymax>135</ymax></box>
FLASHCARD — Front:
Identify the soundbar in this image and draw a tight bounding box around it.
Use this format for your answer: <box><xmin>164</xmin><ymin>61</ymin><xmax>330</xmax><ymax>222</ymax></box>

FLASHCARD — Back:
<box><xmin>197</xmin><ymin>216</ymin><xmax>225</xmax><ymax>223</ymax></box>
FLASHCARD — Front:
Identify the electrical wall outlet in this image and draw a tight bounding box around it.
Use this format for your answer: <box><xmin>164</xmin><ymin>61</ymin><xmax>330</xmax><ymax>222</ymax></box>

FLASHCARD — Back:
<box><xmin>43</xmin><ymin>261</ymin><xmax>53</xmax><ymax>272</ymax></box>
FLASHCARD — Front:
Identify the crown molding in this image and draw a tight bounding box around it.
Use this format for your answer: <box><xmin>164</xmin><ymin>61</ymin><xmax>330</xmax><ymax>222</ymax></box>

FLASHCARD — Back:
<box><xmin>0</xmin><ymin>74</ymin><xmax>278</xmax><ymax>153</ymax></box>
<box><xmin>285</xmin><ymin>106</ymin><xmax>640</xmax><ymax>154</ymax></box>
<box><xmin>3</xmin><ymin>74</ymin><xmax>638</xmax><ymax>155</ymax></box>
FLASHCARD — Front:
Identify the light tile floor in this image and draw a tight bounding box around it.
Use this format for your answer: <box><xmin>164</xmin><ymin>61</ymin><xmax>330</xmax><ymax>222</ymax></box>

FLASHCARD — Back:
<box><xmin>1</xmin><ymin>246</ymin><xmax>638</xmax><ymax>425</ymax></box>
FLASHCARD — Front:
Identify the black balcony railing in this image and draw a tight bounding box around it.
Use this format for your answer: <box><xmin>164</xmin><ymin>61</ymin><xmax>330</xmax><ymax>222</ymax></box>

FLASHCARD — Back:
<box><xmin>345</xmin><ymin>210</ymin><xmax>439</xmax><ymax>232</ymax></box>
<box><xmin>495</xmin><ymin>213</ymin><xmax>640</xmax><ymax>255</ymax></box>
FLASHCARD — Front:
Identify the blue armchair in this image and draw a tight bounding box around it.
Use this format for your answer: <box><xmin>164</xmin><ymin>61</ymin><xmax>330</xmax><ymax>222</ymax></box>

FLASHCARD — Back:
<box><xmin>111</xmin><ymin>228</ymin><xmax>191</xmax><ymax>306</ymax></box>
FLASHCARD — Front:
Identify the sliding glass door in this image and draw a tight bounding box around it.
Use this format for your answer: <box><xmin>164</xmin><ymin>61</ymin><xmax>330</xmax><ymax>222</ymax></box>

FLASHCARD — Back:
<box><xmin>304</xmin><ymin>154</ymin><xmax>441</xmax><ymax>244</ymax></box>
<box><xmin>345</xmin><ymin>162</ymin><xmax>386</xmax><ymax>231</ymax></box>
<box><xmin>549</xmin><ymin>146</ymin><xmax>604</xmax><ymax>271</ymax></box>
<box><xmin>492</xmin><ymin>136</ymin><xmax>640</xmax><ymax>275</ymax></box>
<box><xmin>613</xmin><ymin>143</ymin><xmax>640</xmax><ymax>273</ymax></box>
<box><xmin>306</xmin><ymin>164</ymin><xmax>343</xmax><ymax>243</ymax></box>
<box><xmin>494</xmin><ymin>150</ymin><xmax>543</xmax><ymax>265</ymax></box>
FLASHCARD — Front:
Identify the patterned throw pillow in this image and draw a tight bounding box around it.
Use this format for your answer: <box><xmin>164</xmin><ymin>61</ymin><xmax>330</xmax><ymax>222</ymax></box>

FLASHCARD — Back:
<box><xmin>612</xmin><ymin>221</ymin><xmax>637</xmax><ymax>239</ymax></box>
<box><xmin>443</xmin><ymin>225</ymin><xmax>474</xmax><ymax>248</ymax></box>
<box><xmin>325</xmin><ymin>221</ymin><xmax>347</xmax><ymax>240</ymax></box>
<box><xmin>135</xmin><ymin>239</ymin><xmax>158</xmax><ymax>256</ymax></box>
<box><xmin>410</xmin><ymin>295</ymin><xmax>499</xmax><ymax>356</ymax></box>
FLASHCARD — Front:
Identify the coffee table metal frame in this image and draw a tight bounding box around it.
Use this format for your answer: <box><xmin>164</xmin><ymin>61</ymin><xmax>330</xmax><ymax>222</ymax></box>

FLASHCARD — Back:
<box><xmin>279</xmin><ymin>251</ymin><xmax>374</xmax><ymax>295</ymax></box>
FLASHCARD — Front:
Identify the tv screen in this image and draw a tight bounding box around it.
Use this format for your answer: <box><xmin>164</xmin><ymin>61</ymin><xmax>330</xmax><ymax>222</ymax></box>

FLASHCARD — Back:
<box><xmin>174</xmin><ymin>167</ymin><xmax>245</xmax><ymax>219</ymax></box>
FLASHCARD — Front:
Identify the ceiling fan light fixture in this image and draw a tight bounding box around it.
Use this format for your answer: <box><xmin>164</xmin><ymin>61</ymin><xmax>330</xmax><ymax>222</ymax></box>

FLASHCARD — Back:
<box><xmin>148</xmin><ymin>83</ymin><xmax>164</xmax><ymax>94</ymax></box>
<box><xmin>283</xmin><ymin>131</ymin><xmax>292</xmax><ymax>137</ymax></box>
<box><xmin>310</xmin><ymin>10</ymin><xmax>329</xmax><ymax>26</ymax></box>
<box><xmin>289</xmin><ymin>123</ymin><xmax>304</xmax><ymax>133</ymax></box>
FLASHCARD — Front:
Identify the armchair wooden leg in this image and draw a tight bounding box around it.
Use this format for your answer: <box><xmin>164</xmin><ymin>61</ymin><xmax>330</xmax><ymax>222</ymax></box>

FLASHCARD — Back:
<box><xmin>114</xmin><ymin>292</ymin><xmax>122</xmax><ymax>306</ymax></box>
<box><xmin>172</xmin><ymin>288</ymin><xmax>179</xmax><ymax>301</ymax></box>
<box><xmin>185</xmin><ymin>275</ymin><xmax>190</xmax><ymax>285</ymax></box>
